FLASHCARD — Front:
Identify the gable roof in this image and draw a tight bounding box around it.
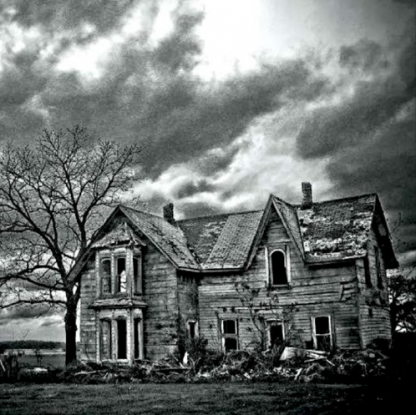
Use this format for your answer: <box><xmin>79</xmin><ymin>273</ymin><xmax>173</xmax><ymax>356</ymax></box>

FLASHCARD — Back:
<box><xmin>71</xmin><ymin>191</ymin><xmax>398</xmax><ymax>278</ymax></box>
<box><xmin>119</xmin><ymin>206</ymin><xmax>200</xmax><ymax>270</ymax></box>
<box><xmin>296</xmin><ymin>194</ymin><xmax>377</xmax><ymax>264</ymax></box>
<box><xmin>177</xmin><ymin>210</ymin><xmax>264</xmax><ymax>270</ymax></box>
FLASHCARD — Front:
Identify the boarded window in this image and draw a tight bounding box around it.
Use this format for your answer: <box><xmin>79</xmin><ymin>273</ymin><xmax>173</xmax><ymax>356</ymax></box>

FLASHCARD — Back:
<box><xmin>313</xmin><ymin>316</ymin><xmax>332</xmax><ymax>351</ymax></box>
<box><xmin>364</xmin><ymin>256</ymin><xmax>372</xmax><ymax>287</ymax></box>
<box><xmin>271</xmin><ymin>250</ymin><xmax>287</xmax><ymax>285</ymax></box>
<box><xmin>374</xmin><ymin>246</ymin><xmax>383</xmax><ymax>288</ymax></box>
<box><xmin>101</xmin><ymin>259</ymin><xmax>112</xmax><ymax>294</ymax></box>
<box><xmin>117</xmin><ymin>320</ymin><xmax>127</xmax><ymax>359</ymax></box>
<box><xmin>116</xmin><ymin>257</ymin><xmax>127</xmax><ymax>293</ymax></box>
<box><xmin>221</xmin><ymin>319</ymin><xmax>238</xmax><ymax>352</ymax></box>
<box><xmin>100</xmin><ymin>320</ymin><xmax>112</xmax><ymax>360</ymax></box>
<box><xmin>133</xmin><ymin>257</ymin><xmax>142</xmax><ymax>294</ymax></box>
<box><xmin>268</xmin><ymin>321</ymin><xmax>284</xmax><ymax>348</ymax></box>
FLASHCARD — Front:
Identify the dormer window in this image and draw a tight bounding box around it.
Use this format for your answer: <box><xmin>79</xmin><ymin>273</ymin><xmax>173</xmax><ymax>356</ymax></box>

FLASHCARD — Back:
<box><xmin>270</xmin><ymin>248</ymin><xmax>290</xmax><ymax>286</ymax></box>
<box><xmin>133</xmin><ymin>256</ymin><xmax>142</xmax><ymax>294</ymax></box>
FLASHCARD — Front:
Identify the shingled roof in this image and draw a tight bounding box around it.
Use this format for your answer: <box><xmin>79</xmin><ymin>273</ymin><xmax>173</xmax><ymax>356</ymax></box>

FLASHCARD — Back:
<box><xmin>72</xmin><ymin>190</ymin><xmax>397</xmax><ymax>276</ymax></box>
<box><xmin>177</xmin><ymin>210</ymin><xmax>264</xmax><ymax>270</ymax></box>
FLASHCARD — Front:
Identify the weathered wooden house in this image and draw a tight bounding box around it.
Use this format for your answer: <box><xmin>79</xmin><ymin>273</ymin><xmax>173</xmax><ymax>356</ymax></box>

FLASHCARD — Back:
<box><xmin>77</xmin><ymin>183</ymin><xmax>398</xmax><ymax>363</ymax></box>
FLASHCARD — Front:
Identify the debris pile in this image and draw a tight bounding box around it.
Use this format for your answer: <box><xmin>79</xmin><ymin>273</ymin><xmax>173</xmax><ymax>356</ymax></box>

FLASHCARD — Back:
<box><xmin>0</xmin><ymin>347</ymin><xmax>392</xmax><ymax>384</ymax></box>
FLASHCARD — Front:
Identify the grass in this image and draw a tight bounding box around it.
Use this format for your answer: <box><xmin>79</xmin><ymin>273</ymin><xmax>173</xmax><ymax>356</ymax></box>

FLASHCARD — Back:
<box><xmin>0</xmin><ymin>381</ymin><xmax>412</xmax><ymax>415</ymax></box>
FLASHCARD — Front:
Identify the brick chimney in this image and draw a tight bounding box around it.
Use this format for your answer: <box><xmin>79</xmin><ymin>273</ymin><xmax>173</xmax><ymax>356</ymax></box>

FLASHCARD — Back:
<box><xmin>163</xmin><ymin>203</ymin><xmax>175</xmax><ymax>224</ymax></box>
<box><xmin>301</xmin><ymin>182</ymin><xmax>313</xmax><ymax>209</ymax></box>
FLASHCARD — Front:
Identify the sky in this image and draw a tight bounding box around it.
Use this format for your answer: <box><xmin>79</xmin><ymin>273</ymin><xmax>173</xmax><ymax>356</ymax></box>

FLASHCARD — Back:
<box><xmin>0</xmin><ymin>0</ymin><xmax>415</xmax><ymax>342</ymax></box>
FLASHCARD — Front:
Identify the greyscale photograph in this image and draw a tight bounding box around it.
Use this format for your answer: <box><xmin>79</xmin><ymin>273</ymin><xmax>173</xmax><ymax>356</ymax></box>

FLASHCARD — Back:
<box><xmin>0</xmin><ymin>1</ymin><xmax>415</xmax><ymax>414</ymax></box>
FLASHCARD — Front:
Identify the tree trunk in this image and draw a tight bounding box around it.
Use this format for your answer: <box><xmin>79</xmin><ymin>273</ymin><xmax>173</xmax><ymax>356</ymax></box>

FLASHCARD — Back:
<box><xmin>65</xmin><ymin>304</ymin><xmax>78</xmax><ymax>367</ymax></box>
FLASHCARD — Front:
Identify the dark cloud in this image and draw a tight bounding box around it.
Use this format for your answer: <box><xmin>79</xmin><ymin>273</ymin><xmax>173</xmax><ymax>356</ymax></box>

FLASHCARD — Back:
<box><xmin>174</xmin><ymin>179</ymin><xmax>215</xmax><ymax>199</ymax></box>
<box><xmin>1</xmin><ymin>0</ymin><xmax>138</xmax><ymax>35</ymax></box>
<box><xmin>339</xmin><ymin>40</ymin><xmax>387</xmax><ymax>72</ymax></box>
<box><xmin>296</xmin><ymin>29</ymin><xmax>416</xmax><ymax>265</ymax></box>
<box><xmin>179</xmin><ymin>201</ymin><xmax>222</xmax><ymax>219</ymax></box>
<box><xmin>0</xmin><ymin>304</ymin><xmax>61</xmax><ymax>325</ymax></box>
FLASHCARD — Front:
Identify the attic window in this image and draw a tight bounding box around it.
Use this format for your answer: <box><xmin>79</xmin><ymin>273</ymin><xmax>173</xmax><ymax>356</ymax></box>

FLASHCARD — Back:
<box><xmin>374</xmin><ymin>246</ymin><xmax>383</xmax><ymax>289</ymax></box>
<box><xmin>364</xmin><ymin>256</ymin><xmax>372</xmax><ymax>288</ymax></box>
<box><xmin>270</xmin><ymin>249</ymin><xmax>289</xmax><ymax>285</ymax></box>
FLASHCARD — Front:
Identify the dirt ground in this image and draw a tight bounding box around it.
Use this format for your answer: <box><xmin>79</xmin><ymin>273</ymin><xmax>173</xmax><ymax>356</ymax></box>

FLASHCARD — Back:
<box><xmin>0</xmin><ymin>381</ymin><xmax>411</xmax><ymax>415</ymax></box>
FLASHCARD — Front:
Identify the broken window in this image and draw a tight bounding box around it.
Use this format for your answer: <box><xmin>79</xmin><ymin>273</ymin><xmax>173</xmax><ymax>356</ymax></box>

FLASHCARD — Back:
<box><xmin>116</xmin><ymin>257</ymin><xmax>127</xmax><ymax>293</ymax></box>
<box><xmin>270</xmin><ymin>250</ymin><xmax>288</xmax><ymax>285</ymax></box>
<box><xmin>313</xmin><ymin>316</ymin><xmax>332</xmax><ymax>351</ymax></box>
<box><xmin>364</xmin><ymin>256</ymin><xmax>372</xmax><ymax>288</ymax></box>
<box><xmin>133</xmin><ymin>257</ymin><xmax>142</xmax><ymax>294</ymax></box>
<box><xmin>268</xmin><ymin>321</ymin><xmax>284</xmax><ymax>348</ymax></box>
<box><xmin>221</xmin><ymin>319</ymin><xmax>238</xmax><ymax>352</ymax></box>
<box><xmin>187</xmin><ymin>320</ymin><xmax>197</xmax><ymax>339</ymax></box>
<box><xmin>374</xmin><ymin>246</ymin><xmax>383</xmax><ymax>289</ymax></box>
<box><xmin>117</xmin><ymin>319</ymin><xmax>127</xmax><ymax>359</ymax></box>
<box><xmin>101</xmin><ymin>258</ymin><xmax>112</xmax><ymax>294</ymax></box>
<box><xmin>100</xmin><ymin>320</ymin><xmax>112</xmax><ymax>360</ymax></box>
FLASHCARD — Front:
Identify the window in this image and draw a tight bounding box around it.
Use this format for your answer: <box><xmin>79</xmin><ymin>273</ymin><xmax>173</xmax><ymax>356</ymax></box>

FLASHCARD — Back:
<box><xmin>364</xmin><ymin>256</ymin><xmax>372</xmax><ymax>288</ymax></box>
<box><xmin>134</xmin><ymin>318</ymin><xmax>141</xmax><ymax>359</ymax></box>
<box><xmin>116</xmin><ymin>257</ymin><xmax>127</xmax><ymax>293</ymax></box>
<box><xmin>221</xmin><ymin>319</ymin><xmax>239</xmax><ymax>352</ymax></box>
<box><xmin>268</xmin><ymin>321</ymin><xmax>284</xmax><ymax>348</ymax></box>
<box><xmin>270</xmin><ymin>249</ymin><xmax>288</xmax><ymax>285</ymax></box>
<box><xmin>101</xmin><ymin>259</ymin><xmax>112</xmax><ymax>294</ymax></box>
<box><xmin>374</xmin><ymin>246</ymin><xmax>383</xmax><ymax>289</ymax></box>
<box><xmin>133</xmin><ymin>257</ymin><xmax>142</xmax><ymax>294</ymax></box>
<box><xmin>187</xmin><ymin>320</ymin><xmax>198</xmax><ymax>339</ymax></box>
<box><xmin>100</xmin><ymin>320</ymin><xmax>112</xmax><ymax>360</ymax></box>
<box><xmin>117</xmin><ymin>320</ymin><xmax>127</xmax><ymax>359</ymax></box>
<box><xmin>312</xmin><ymin>316</ymin><xmax>332</xmax><ymax>351</ymax></box>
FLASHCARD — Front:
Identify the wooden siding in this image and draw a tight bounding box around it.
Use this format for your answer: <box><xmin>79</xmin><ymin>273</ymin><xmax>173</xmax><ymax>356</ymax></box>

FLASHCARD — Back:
<box><xmin>79</xmin><ymin>215</ymin><xmax>181</xmax><ymax>362</ymax></box>
<box><xmin>198</xmin><ymin>209</ymin><xmax>361</xmax><ymax>351</ymax></box>
<box><xmin>79</xmin><ymin>255</ymin><xmax>97</xmax><ymax>361</ymax></box>
<box><xmin>356</xmin><ymin>228</ymin><xmax>391</xmax><ymax>348</ymax></box>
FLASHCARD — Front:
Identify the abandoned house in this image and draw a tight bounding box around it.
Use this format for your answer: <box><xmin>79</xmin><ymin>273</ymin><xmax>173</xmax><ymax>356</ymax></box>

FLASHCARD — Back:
<box><xmin>76</xmin><ymin>183</ymin><xmax>398</xmax><ymax>363</ymax></box>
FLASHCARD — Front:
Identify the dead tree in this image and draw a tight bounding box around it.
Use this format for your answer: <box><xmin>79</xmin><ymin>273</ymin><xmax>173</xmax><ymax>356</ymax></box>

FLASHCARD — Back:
<box><xmin>0</xmin><ymin>126</ymin><xmax>142</xmax><ymax>366</ymax></box>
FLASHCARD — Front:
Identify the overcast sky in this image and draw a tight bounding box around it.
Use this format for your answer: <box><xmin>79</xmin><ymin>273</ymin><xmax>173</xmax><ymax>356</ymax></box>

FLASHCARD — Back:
<box><xmin>0</xmin><ymin>0</ymin><xmax>415</xmax><ymax>342</ymax></box>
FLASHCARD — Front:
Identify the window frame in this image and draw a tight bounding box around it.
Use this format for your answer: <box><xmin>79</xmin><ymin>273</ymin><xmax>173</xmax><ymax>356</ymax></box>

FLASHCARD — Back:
<box><xmin>374</xmin><ymin>245</ymin><xmax>383</xmax><ymax>289</ymax></box>
<box><xmin>312</xmin><ymin>315</ymin><xmax>333</xmax><ymax>351</ymax></box>
<box><xmin>187</xmin><ymin>319</ymin><xmax>198</xmax><ymax>339</ymax></box>
<box><xmin>100</xmin><ymin>319</ymin><xmax>112</xmax><ymax>361</ymax></box>
<box><xmin>100</xmin><ymin>257</ymin><xmax>112</xmax><ymax>295</ymax></box>
<box><xmin>133</xmin><ymin>255</ymin><xmax>142</xmax><ymax>294</ymax></box>
<box><xmin>269</xmin><ymin>247</ymin><xmax>291</xmax><ymax>286</ymax></box>
<box><xmin>267</xmin><ymin>319</ymin><xmax>285</xmax><ymax>348</ymax></box>
<box><xmin>221</xmin><ymin>319</ymin><xmax>239</xmax><ymax>352</ymax></box>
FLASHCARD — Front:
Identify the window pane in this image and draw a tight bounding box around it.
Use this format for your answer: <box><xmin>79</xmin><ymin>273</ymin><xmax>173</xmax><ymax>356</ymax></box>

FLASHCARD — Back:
<box><xmin>316</xmin><ymin>335</ymin><xmax>331</xmax><ymax>351</ymax></box>
<box><xmin>315</xmin><ymin>316</ymin><xmax>330</xmax><ymax>335</ymax></box>
<box><xmin>101</xmin><ymin>320</ymin><xmax>112</xmax><ymax>360</ymax></box>
<box><xmin>270</xmin><ymin>323</ymin><xmax>284</xmax><ymax>346</ymax></box>
<box><xmin>133</xmin><ymin>258</ymin><xmax>141</xmax><ymax>293</ymax></box>
<box><xmin>224</xmin><ymin>338</ymin><xmax>237</xmax><ymax>351</ymax></box>
<box><xmin>271</xmin><ymin>251</ymin><xmax>287</xmax><ymax>285</ymax></box>
<box><xmin>134</xmin><ymin>319</ymin><xmax>140</xmax><ymax>359</ymax></box>
<box><xmin>117</xmin><ymin>257</ymin><xmax>126</xmax><ymax>293</ymax></box>
<box><xmin>188</xmin><ymin>322</ymin><xmax>196</xmax><ymax>339</ymax></box>
<box><xmin>117</xmin><ymin>320</ymin><xmax>127</xmax><ymax>359</ymax></box>
<box><xmin>223</xmin><ymin>320</ymin><xmax>236</xmax><ymax>334</ymax></box>
<box><xmin>101</xmin><ymin>259</ymin><xmax>111</xmax><ymax>294</ymax></box>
